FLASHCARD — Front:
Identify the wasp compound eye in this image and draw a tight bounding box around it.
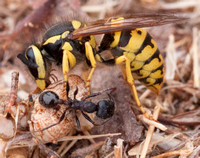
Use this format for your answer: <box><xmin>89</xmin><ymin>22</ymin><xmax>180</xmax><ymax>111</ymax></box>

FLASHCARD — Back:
<box><xmin>39</xmin><ymin>91</ymin><xmax>59</xmax><ymax>108</ymax></box>
<box><xmin>96</xmin><ymin>100</ymin><xmax>115</xmax><ymax>119</ymax></box>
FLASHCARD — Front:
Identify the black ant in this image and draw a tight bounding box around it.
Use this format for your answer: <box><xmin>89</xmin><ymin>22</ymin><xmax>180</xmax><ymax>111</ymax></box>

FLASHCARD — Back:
<box><xmin>38</xmin><ymin>88</ymin><xmax>115</xmax><ymax>131</ymax></box>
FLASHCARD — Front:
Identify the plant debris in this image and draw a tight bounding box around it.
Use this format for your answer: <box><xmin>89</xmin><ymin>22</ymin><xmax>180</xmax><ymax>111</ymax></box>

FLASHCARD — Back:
<box><xmin>0</xmin><ymin>0</ymin><xmax>200</xmax><ymax>157</ymax></box>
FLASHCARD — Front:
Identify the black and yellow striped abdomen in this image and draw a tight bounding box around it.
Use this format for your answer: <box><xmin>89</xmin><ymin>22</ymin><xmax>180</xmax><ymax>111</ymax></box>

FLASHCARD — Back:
<box><xmin>98</xmin><ymin>28</ymin><xmax>164</xmax><ymax>94</ymax></box>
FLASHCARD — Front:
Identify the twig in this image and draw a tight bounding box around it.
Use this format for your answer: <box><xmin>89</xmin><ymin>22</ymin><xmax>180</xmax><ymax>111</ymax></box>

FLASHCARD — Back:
<box><xmin>165</xmin><ymin>34</ymin><xmax>177</xmax><ymax>80</ymax></box>
<box><xmin>138</xmin><ymin>115</ymin><xmax>167</xmax><ymax>131</ymax></box>
<box><xmin>57</xmin><ymin>130</ymin><xmax>74</xmax><ymax>154</ymax></box>
<box><xmin>60</xmin><ymin>137</ymin><xmax>79</xmax><ymax>157</ymax></box>
<box><xmin>114</xmin><ymin>139</ymin><xmax>124</xmax><ymax>158</ymax></box>
<box><xmin>59</xmin><ymin>133</ymin><xmax>121</xmax><ymax>142</ymax></box>
<box><xmin>82</xmin><ymin>130</ymin><xmax>96</xmax><ymax>144</ymax></box>
<box><xmin>71</xmin><ymin>141</ymin><xmax>104</xmax><ymax>158</ymax></box>
<box><xmin>152</xmin><ymin>149</ymin><xmax>191</xmax><ymax>158</ymax></box>
<box><xmin>105</xmin><ymin>151</ymin><xmax>114</xmax><ymax>158</ymax></box>
<box><xmin>6</xmin><ymin>72</ymin><xmax>19</xmax><ymax>113</ymax></box>
<box><xmin>140</xmin><ymin>103</ymin><xmax>161</xmax><ymax>158</ymax></box>
<box><xmin>191</xmin><ymin>27</ymin><xmax>200</xmax><ymax>87</ymax></box>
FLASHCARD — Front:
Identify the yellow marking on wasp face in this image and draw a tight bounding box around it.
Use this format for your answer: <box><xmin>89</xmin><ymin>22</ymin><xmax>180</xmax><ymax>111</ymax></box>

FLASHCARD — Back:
<box><xmin>72</xmin><ymin>20</ymin><xmax>82</xmax><ymax>29</ymax></box>
<box><xmin>61</xmin><ymin>31</ymin><xmax>70</xmax><ymax>38</ymax></box>
<box><xmin>143</xmin><ymin>54</ymin><xmax>163</xmax><ymax>71</ymax></box>
<box><xmin>62</xmin><ymin>42</ymin><xmax>73</xmax><ymax>51</ymax></box>
<box><xmin>135</xmin><ymin>39</ymin><xmax>157</xmax><ymax>62</ymax></box>
<box><xmin>150</xmin><ymin>70</ymin><xmax>164</xmax><ymax>78</ymax></box>
<box><xmin>36</xmin><ymin>80</ymin><xmax>46</xmax><ymax>90</ymax></box>
<box><xmin>110</xmin><ymin>31</ymin><xmax>121</xmax><ymax>48</ymax></box>
<box><xmin>131</xmin><ymin>61</ymin><xmax>144</xmax><ymax>71</ymax></box>
<box><xmin>123</xmin><ymin>52</ymin><xmax>135</xmax><ymax>62</ymax></box>
<box><xmin>67</xmin><ymin>51</ymin><xmax>76</xmax><ymax>68</ymax></box>
<box><xmin>120</xmin><ymin>29</ymin><xmax>147</xmax><ymax>53</ymax></box>
<box><xmin>43</xmin><ymin>35</ymin><xmax>61</xmax><ymax>45</ymax></box>
<box><xmin>32</xmin><ymin>45</ymin><xmax>46</xmax><ymax>90</ymax></box>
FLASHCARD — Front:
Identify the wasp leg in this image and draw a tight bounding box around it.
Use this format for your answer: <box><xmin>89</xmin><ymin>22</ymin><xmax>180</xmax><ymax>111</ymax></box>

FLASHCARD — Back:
<box><xmin>115</xmin><ymin>56</ymin><xmax>154</xmax><ymax>120</ymax></box>
<box><xmin>85</xmin><ymin>42</ymin><xmax>96</xmax><ymax>92</ymax></box>
<box><xmin>62</xmin><ymin>50</ymin><xmax>76</xmax><ymax>86</ymax></box>
<box><xmin>119</xmin><ymin>64</ymin><xmax>127</xmax><ymax>80</ymax></box>
<box><xmin>50</xmin><ymin>73</ymin><xmax>58</xmax><ymax>83</ymax></box>
<box><xmin>62</xmin><ymin>50</ymin><xmax>70</xmax><ymax>83</ymax></box>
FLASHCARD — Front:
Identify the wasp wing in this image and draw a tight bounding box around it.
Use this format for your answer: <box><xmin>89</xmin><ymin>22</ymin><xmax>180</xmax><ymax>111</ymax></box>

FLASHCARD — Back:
<box><xmin>70</xmin><ymin>13</ymin><xmax>188</xmax><ymax>39</ymax></box>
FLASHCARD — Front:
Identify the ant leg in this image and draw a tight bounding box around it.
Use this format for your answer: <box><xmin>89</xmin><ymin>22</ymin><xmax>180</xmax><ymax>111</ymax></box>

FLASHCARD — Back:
<box><xmin>35</xmin><ymin>107</ymin><xmax>68</xmax><ymax>133</ymax></box>
<box><xmin>81</xmin><ymin>111</ymin><xmax>109</xmax><ymax>126</ymax></box>
<box><xmin>81</xmin><ymin>111</ymin><xmax>98</xmax><ymax>126</ymax></box>
<box><xmin>62</xmin><ymin>50</ymin><xmax>70</xmax><ymax>83</ymax></box>
<box><xmin>115</xmin><ymin>56</ymin><xmax>155</xmax><ymax>121</ymax></box>
<box><xmin>85</xmin><ymin>42</ymin><xmax>96</xmax><ymax>93</ymax></box>
<box><xmin>75</xmin><ymin>114</ymin><xmax>81</xmax><ymax>130</ymax></box>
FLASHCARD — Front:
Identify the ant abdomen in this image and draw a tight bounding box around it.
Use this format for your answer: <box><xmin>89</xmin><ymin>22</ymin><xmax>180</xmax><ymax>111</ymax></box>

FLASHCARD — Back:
<box><xmin>96</xmin><ymin>100</ymin><xmax>115</xmax><ymax>119</ymax></box>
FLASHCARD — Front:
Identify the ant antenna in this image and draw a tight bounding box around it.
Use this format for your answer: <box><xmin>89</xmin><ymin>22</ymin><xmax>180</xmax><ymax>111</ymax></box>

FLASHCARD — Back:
<box><xmin>83</xmin><ymin>87</ymin><xmax>116</xmax><ymax>100</ymax></box>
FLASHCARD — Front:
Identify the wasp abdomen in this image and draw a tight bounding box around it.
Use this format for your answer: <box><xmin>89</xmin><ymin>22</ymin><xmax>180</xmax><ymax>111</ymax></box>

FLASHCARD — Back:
<box><xmin>99</xmin><ymin>28</ymin><xmax>164</xmax><ymax>94</ymax></box>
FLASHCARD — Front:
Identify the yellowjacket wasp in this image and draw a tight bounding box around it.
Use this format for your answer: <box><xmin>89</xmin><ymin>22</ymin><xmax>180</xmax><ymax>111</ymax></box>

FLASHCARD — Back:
<box><xmin>17</xmin><ymin>13</ymin><xmax>186</xmax><ymax>119</ymax></box>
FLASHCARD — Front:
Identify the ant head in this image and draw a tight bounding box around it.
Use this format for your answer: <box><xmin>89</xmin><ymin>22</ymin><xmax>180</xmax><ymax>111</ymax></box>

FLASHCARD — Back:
<box><xmin>39</xmin><ymin>91</ymin><xmax>59</xmax><ymax>108</ymax></box>
<box><xmin>96</xmin><ymin>100</ymin><xmax>115</xmax><ymax>119</ymax></box>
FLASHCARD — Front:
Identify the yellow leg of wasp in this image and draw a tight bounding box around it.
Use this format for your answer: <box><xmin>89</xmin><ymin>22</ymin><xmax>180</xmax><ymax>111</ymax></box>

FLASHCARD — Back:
<box><xmin>116</xmin><ymin>56</ymin><xmax>153</xmax><ymax>120</ymax></box>
<box><xmin>63</xmin><ymin>50</ymin><xmax>70</xmax><ymax>84</ymax></box>
<box><xmin>119</xmin><ymin>64</ymin><xmax>127</xmax><ymax>80</ymax></box>
<box><xmin>85</xmin><ymin>42</ymin><xmax>96</xmax><ymax>92</ymax></box>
